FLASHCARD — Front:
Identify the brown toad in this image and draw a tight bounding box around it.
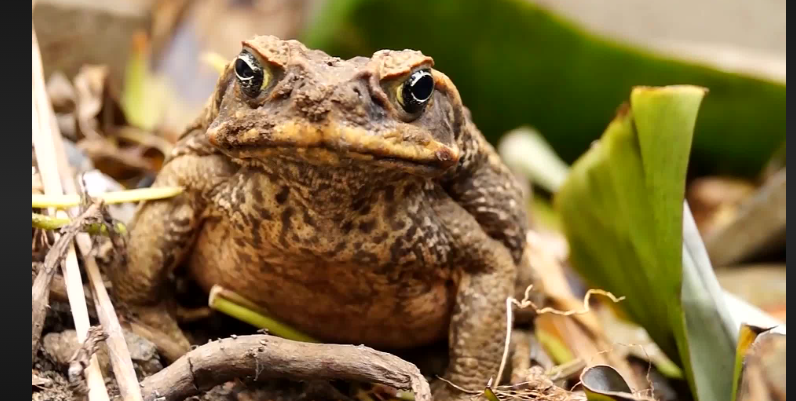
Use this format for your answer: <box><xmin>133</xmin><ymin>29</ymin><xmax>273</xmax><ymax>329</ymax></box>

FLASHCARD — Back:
<box><xmin>110</xmin><ymin>36</ymin><xmax>530</xmax><ymax>400</ymax></box>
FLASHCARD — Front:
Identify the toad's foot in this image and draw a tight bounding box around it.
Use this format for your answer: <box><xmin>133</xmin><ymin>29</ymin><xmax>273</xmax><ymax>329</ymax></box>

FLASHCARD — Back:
<box><xmin>125</xmin><ymin>303</ymin><xmax>191</xmax><ymax>363</ymax></box>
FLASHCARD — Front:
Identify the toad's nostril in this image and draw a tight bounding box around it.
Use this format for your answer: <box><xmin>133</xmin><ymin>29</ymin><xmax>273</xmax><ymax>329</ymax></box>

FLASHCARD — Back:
<box><xmin>352</xmin><ymin>87</ymin><xmax>362</xmax><ymax>99</ymax></box>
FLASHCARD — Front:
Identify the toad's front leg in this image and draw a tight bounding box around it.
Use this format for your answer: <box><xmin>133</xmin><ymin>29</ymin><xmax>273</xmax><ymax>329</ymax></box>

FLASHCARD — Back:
<box><xmin>108</xmin><ymin>149</ymin><xmax>234</xmax><ymax>362</ymax></box>
<box><xmin>432</xmin><ymin>207</ymin><xmax>517</xmax><ymax>401</ymax></box>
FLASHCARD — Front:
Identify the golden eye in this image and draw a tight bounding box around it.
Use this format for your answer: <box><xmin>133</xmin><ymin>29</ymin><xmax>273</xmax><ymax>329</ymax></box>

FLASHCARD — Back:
<box><xmin>396</xmin><ymin>68</ymin><xmax>434</xmax><ymax>114</ymax></box>
<box><xmin>234</xmin><ymin>50</ymin><xmax>271</xmax><ymax>97</ymax></box>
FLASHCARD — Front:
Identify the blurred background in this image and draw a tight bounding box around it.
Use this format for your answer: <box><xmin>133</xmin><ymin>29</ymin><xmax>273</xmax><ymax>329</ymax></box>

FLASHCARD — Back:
<box><xmin>33</xmin><ymin>0</ymin><xmax>786</xmax><ymax>177</ymax></box>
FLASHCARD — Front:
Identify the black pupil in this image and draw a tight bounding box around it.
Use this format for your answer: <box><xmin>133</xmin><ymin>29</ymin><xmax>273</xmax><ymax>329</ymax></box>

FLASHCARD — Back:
<box><xmin>234</xmin><ymin>51</ymin><xmax>264</xmax><ymax>97</ymax></box>
<box><xmin>409</xmin><ymin>71</ymin><xmax>433</xmax><ymax>102</ymax></box>
<box><xmin>235</xmin><ymin>58</ymin><xmax>255</xmax><ymax>79</ymax></box>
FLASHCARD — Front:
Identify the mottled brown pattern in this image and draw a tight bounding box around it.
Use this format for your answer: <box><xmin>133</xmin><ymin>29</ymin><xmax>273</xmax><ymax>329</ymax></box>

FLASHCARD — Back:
<box><xmin>108</xmin><ymin>36</ymin><xmax>531</xmax><ymax>401</ymax></box>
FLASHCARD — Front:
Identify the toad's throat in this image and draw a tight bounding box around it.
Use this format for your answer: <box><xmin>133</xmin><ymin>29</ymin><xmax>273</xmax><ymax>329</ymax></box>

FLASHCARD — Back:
<box><xmin>208</xmin><ymin>120</ymin><xmax>460</xmax><ymax>170</ymax></box>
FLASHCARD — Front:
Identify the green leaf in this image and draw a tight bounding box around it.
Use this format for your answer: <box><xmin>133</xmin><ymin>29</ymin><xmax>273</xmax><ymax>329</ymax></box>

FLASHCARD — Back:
<box><xmin>302</xmin><ymin>0</ymin><xmax>785</xmax><ymax>178</ymax></box>
<box><xmin>497</xmin><ymin>127</ymin><xmax>571</xmax><ymax>193</ymax></box>
<box><xmin>680</xmin><ymin>202</ymin><xmax>738</xmax><ymax>401</ymax></box>
<box><xmin>554</xmin><ymin>85</ymin><xmax>736</xmax><ymax>400</ymax></box>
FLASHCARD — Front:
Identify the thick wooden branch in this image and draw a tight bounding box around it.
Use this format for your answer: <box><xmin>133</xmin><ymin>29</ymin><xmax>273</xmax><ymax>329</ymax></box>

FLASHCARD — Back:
<box><xmin>140</xmin><ymin>335</ymin><xmax>431</xmax><ymax>401</ymax></box>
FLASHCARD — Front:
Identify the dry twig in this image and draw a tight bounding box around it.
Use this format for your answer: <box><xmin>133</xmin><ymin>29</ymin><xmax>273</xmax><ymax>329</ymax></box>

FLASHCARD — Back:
<box><xmin>32</xmin><ymin>203</ymin><xmax>102</xmax><ymax>362</ymax></box>
<box><xmin>69</xmin><ymin>327</ymin><xmax>109</xmax><ymax>396</ymax></box>
<box><xmin>139</xmin><ymin>335</ymin><xmax>432</xmax><ymax>401</ymax></box>
<box><xmin>78</xmin><ymin>235</ymin><xmax>144</xmax><ymax>401</ymax></box>
<box><xmin>33</xmin><ymin>23</ymin><xmax>110</xmax><ymax>401</ymax></box>
<box><xmin>32</xmin><ymin>263</ymin><xmax>98</xmax><ymax>315</ymax></box>
<box><xmin>33</xmin><ymin>22</ymin><xmax>142</xmax><ymax>401</ymax></box>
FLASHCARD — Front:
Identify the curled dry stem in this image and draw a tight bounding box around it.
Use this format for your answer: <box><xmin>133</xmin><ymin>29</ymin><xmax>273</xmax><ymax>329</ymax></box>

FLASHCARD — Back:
<box><xmin>139</xmin><ymin>334</ymin><xmax>431</xmax><ymax>401</ymax></box>
<box><xmin>496</xmin><ymin>285</ymin><xmax>625</xmax><ymax>387</ymax></box>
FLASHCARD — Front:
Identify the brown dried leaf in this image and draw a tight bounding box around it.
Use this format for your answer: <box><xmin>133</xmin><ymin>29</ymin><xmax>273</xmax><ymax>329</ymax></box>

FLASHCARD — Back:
<box><xmin>46</xmin><ymin>71</ymin><xmax>77</xmax><ymax>112</ymax></box>
<box><xmin>47</xmin><ymin>71</ymin><xmax>79</xmax><ymax>140</ymax></box>
<box><xmin>686</xmin><ymin>176</ymin><xmax>756</xmax><ymax>235</ymax></box>
<box><xmin>535</xmin><ymin>314</ymin><xmax>646</xmax><ymax>392</ymax></box>
<box><xmin>77</xmin><ymin>137</ymin><xmax>156</xmax><ymax>181</ymax></box>
<box><xmin>705</xmin><ymin>169</ymin><xmax>786</xmax><ymax>267</ymax></box>
<box><xmin>526</xmin><ymin>231</ymin><xmax>601</xmax><ymax>335</ymax></box>
<box><xmin>717</xmin><ymin>264</ymin><xmax>786</xmax><ymax>317</ymax></box>
<box><xmin>73</xmin><ymin>65</ymin><xmax>110</xmax><ymax>140</ymax></box>
<box><xmin>736</xmin><ymin>330</ymin><xmax>786</xmax><ymax>401</ymax></box>
<box><xmin>593</xmin><ymin>306</ymin><xmax>683</xmax><ymax>379</ymax></box>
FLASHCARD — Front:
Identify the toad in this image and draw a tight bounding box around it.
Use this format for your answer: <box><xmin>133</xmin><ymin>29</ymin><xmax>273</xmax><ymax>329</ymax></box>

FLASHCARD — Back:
<box><xmin>110</xmin><ymin>36</ymin><xmax>531</xmax><ymax>400</ymax></box>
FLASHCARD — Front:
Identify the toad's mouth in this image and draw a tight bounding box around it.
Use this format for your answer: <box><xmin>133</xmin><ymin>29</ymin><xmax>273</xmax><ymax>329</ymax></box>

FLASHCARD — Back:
<box><xmin>207</xmin><ymin>120</ymin><xmax>460</xmax><ymax>172</ymax></box>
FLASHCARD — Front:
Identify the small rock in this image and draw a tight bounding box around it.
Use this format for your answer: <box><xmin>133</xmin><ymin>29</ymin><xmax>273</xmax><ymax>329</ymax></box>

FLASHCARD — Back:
<box><xmin>42</xmin><ymin>330</ymin><xmax>80</xmax><ymax>366</ymax></box>
<box><xmin>42</xmin><ymin>329</ymin><xmax>163</xmax><ymax>378</ymax></box>
<box><xmin>123</xmin><ymin>329</ymin><xmax>163</xmax><ymax>376</ymax></box>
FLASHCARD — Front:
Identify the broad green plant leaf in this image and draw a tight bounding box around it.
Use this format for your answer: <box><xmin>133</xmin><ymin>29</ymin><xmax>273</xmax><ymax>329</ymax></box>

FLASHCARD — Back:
<box><xmin>554</xmin><ymin>86</ymin><xmax>736</xmax><ymax>400</ymax></box>
<box><xmin>680</xmin><ymin>202</ymin><xmax>737</xmax><ymax>401</ymax></box>
<box><xmin>302</xmin><ymin>0</ymin><xmax>785</xmax><ymax>178</ymax></box>
<box><xmin>498</xmin><ymin>127</ymin><xmax>571</xmax><ymax>193</ymax></box>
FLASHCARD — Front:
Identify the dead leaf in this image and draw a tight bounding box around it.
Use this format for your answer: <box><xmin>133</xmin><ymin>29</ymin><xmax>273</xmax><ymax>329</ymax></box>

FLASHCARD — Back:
<box><xmin>77</xmin><ymin>137</ymin><xmax>156</xmax><ymax>181</ymax></box>
<box><xmin>47</xmin><ymin>71</ymin><xmax>79</xmax><ymax>140</ymax></box>
<box><xmin>526</xmin><ymin>231</ymin><xmax>601</xmax><ymax>335</ymax></box>
<box><xmin>687</xmin><ymin>175</ymin><xmax>757</xmax><ymax>236</ymax></box>
<box><xmin>47</xmin><ymin>71</ymin><xmax>77</xmax><ymax>112</ymax></box>
<box><xmin>717</xmin><ymin>264</ymin><xmax>786</xmax><ymax>317</ymax></box>
<box><xmin>736</xmin><ymin>330</ymin><xmax>786</xmax><ymax>401</ymax></box>
<box><xmin>593</xmin><ymin>306</ymin><xmax>683</xmax><ymax>379</ymax></box>
<box><xmin>704</xmin><ymin>169</ymin><xmax>786</xmax><ymax>267</ymax></box>
<box><xmin>73</xmin><ymin>65</ymin><xmax>110</xmax><ymax>140</ymax></box>
<box><xmin>581</xmin><ymin>365</ymin><xmax>654</xmax><ymax>400</ymax></box>
<box><xmin>535</xmin><ymin>314</ymin><xmax>647</xmax><ymax>392</ymax></box>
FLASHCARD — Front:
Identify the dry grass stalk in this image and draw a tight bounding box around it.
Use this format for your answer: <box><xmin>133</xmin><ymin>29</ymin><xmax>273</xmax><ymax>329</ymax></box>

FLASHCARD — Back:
<box><xmin>34</xmin><ymin>22</ymin><xmax>142</xmax><ymax>401</ymax></box>
<box><xmin>32</xmin><ymin>24</ymin><xmax>110</xmax><ymax>401</ymax></box>
<box><xmin>77</xmin><ymin>237</ymin><xmax>144</xmax><ymax>401</ymax></box>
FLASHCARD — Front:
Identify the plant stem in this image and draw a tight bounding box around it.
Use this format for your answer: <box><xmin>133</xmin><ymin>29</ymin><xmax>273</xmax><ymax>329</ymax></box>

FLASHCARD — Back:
<box><xmin>32</xmin><ymin>186</ymin><xmax>183</xmax><ymax>209</ymax></box>
<box><xmin>209</xmin><ymin>286</ymin><xmax>318</xmax><ymax>343</ymax></box>
<box><xmin>32</xmin><ymin>212</ymin><xmax>127</xmax><ymax>235</ymax></box>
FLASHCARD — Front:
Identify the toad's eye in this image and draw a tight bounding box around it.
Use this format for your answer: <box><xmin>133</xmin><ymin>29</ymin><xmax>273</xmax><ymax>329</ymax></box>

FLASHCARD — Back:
<box><xmin>397</xmin><ymin>69</ymin><xmax>434</xmax><ymax>114</ymax></box>
<box><xmin>234</xmin><ymin>50</ymin><xmax>270</xmax><ymax>98</ymax></box>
